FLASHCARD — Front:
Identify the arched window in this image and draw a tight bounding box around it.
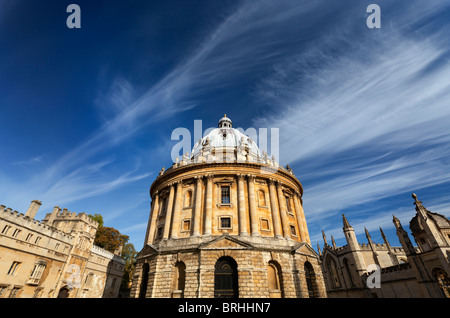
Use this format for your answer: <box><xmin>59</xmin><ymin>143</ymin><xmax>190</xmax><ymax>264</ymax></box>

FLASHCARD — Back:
<box><xmin>184</xmin><ymin>190</ymin><xmax>193</xmax><ymax>208</ymax></box>
<box><xmin>214</xmin><ymin>257</ymin><xmax>238</xmax><ymax>298</ymax></box>
<box><xmin>258</xmin><ymin>190</ymin><xmax>266</xmax><ymax>206</ymax></box>
<box><xmin>172</xmin><ymin>262</ymin><xmax>186</xmax><ymax>298</ymax></box>
<box><xmin>267</xmin><ymin>261</ymin><xmax>283</xmax><ymax>298</ymax></box>
<box><xmin>343</xmin><ymin>258</ymin><xmax>355</xmax><ymax>287</ymax></box>
<box><xmin>159</xmin><ymin>197</ymin><xmax>167</xmax><ymax>216</ymax></box>
<box><xmin>304</xmin><ymin>262</ymin><xmax>319</xmax><ymax>298</ymax></box>
<box><xmin>28</xmin><ymin>259</ymin><xmax>47</xmax><ymax>285</ymax></box>
<box><xmin>432</xmin><ymin>268</ymin><xmax>450</xmax><ymax>298</ymax></box>
<box><xmin>84</xmin><ymin>272</ymin><xmax>94</xmax><ymax>286</ymax></box>
<box><xmin>326</xmin><ymin>257</ymin><xmax>341</xmax><ymax>289</ymax></box>
<box><xmin>139</xmin><ymin>263</ymin><xmax>149</xmax><ymax>298</ymax></box>
<box><xmin>285</xmin><ymin>196</ymin><xmax>291</xmax><ymax>212</ymax></box>
<box><xmin>57</xmin><ymin>286</ymin><xmax>70</xmax><ymax>298</ymax></box>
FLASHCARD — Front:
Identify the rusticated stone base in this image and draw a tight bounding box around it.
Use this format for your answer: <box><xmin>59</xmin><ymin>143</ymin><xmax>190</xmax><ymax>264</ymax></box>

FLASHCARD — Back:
<box><xmin>130</xmin><ymin>234</ymin><xmax>326</xmax><ymax>298</ymax></box>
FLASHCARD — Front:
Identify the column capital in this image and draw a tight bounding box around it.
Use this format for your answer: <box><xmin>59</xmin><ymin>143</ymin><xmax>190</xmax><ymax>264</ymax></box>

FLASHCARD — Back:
<box><xmin>236</xmin><ymin>173</ymin><xmax>246</xmax><ymax>181</ymax></box>
<box><xmin>205</xmin><ymin>174</ymin><xmax>214</xmax><ymax>181</ymax></box>
<box><xmin>246</xmin><ymin>174</ymin><xmax>256</xmax><ymax>181</ymax></box>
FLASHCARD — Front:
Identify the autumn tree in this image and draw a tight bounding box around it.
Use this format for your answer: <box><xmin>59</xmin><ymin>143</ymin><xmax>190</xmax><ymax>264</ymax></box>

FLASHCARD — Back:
<box><xmin>88</xmin><ymin>213</ymin><xmax>137</xmax><ymax>296</ymax></box>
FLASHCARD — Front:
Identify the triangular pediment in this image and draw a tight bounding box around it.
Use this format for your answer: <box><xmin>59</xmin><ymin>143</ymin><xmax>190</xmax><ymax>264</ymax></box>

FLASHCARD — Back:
<box><xmin>293</xmin><ymin>242</ymin><xmax>319</xmax><ymax>257</ymax></box>
<box><xmin>199</xmin><ymin>235</ymin><xmax>253</xmax><ymax>250</ymax></box>
<box><xmin>136</xmin><ymin>243</ymin><xmax>158</xmax><ymax>259</ymax></box>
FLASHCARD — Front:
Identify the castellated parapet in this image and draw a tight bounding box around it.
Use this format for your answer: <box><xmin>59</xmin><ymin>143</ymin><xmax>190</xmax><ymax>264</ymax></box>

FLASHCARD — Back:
<box><xmin>0</xmin><ymin>200</ymin><xmax>124</xmax><ymax>298</ymax></box>
<box><xmin>1</xmin><ymin>205</ymin><xmax>74</xmax><ymax>243</ymax></box>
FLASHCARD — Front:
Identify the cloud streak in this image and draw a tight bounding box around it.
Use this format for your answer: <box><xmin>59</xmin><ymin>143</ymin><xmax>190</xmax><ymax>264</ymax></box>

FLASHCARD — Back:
<box><xmin>247</xmin><ymin>0</ymin><xmax>450</xmax><ymax>242</ymax></box>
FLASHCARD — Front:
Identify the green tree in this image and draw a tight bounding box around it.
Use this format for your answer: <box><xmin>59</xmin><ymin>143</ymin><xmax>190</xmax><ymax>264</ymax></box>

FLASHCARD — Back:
<box><xmin>119</xmin><ymin>242</ymin><xmax>137</xmax><ymax>295</ymax></box>
<box><xmin>88</xmin><ymin>213</ymin><xmax>104</xmax><ymax>228</ymax></box>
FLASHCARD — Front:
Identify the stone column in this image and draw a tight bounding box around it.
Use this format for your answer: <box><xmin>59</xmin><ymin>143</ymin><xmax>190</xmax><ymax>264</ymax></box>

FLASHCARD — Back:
<box><xmin>204</xmin><ymin>175</ymin><xmax>213</xmax><ymax>235</ymax></box>
<box><xmin>292</xmin><ymin>192</ymin><xmax>306</xmax><ymax>242</ymax></box>
<box><xmin>247</xmin><ymin>175</ymin><xmax>259</xmax><ymax>236</ymax></box>
<box><xmin>170</xmin><ymin>181</ymin><xmax>183</xmax><ymax>239</ymax></box>
<box><xmin>163</xmin><ymin>184</ymin><xmax>175</xmax><ymax>240</ymax></box>
<box><xmin>193</xmin><ymin>176</ymin><xmax>203</xmax><ymax>236</ymax></box>
<box><xmin>268</xmin><ymin>179</ymin><xmax>283</xmax><ymax>238</ymax></box>
<box><xmin>146</xmin><ymin>191</ymin><xmax>159</xmax><ymax>245</ymax></box>
<box><xmin>295</xmin><ymin>194</ymin><xmax>311</xmax><ymax>244</ymax></box>
<box><xmin>276</xmin><ymin>181</ymin><xmax>291</xmax><ymax>239</ymax></box>
<box><xmin>237</xmin><ymin>174</ymin><xmax>248</xmax><ymax>236</ymax></box>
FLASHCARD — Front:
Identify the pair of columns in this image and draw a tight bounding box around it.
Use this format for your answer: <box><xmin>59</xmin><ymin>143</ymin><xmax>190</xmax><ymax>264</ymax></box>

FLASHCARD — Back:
<box><xmin>145</xmin><ymin>175</ymin><xmax>310</xmax><ymax>245</ymax></box>
<box><xmin>268</xmin><ymin>179</ymin><xmax>310</xmax><ymax>243</ymax></box>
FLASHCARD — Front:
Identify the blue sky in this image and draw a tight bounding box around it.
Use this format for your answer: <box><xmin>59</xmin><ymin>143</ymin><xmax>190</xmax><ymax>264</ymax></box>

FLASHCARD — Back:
<box><xmin>1</xmin><ymin>0</ymin><xmax>450</xmax><ymax>251</ymax></box>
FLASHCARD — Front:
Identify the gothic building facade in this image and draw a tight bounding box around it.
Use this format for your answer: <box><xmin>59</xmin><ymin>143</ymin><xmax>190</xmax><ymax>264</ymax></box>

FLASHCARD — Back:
<box><xmin>131</xmin><ymin>115</ymin><xmax>326</xmax><ymax>298</ymax></box>
<box><xmin>0</xmin><ymin>200</ymin><xmax>125</xmax><ymax>298</ymax></box>
<box><xmin>319</xmin><ymin>194</ymin><xmax>450</xmax><ymax>298</ymax></box>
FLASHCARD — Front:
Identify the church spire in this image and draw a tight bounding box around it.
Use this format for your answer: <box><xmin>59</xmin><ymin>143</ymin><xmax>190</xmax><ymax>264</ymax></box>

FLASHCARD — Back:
<box><xmin>365</xmin><ymin>227</ymin><xmax>374</xmax><ymax>246</ymax></box>
<box><xmin>322</xmin><ymin>230</ymin><xmax>328</xmax><ymax>246</ymax></box>
<box><xmin>393</xmin><ymin>214</ymin><xmax>416</xmax><ymax>255</ymax></box>
<box><xmin>412</xmin><ymin>193</ymin><xmax>428</xmax><ymax>221</ymax></box>
<box><xmin>331</xmin><ymin>235</ymin><xmax>337</xmax><ymax>249</ymax></box>
<box><xmin>380</xmin><ymin>227</ymin><xmax>391</xmax><ymax>248</ymax></box>
<box><xmin>342</xmin><ymin>214</ymin><xmax>352</xmax><ymax>230</ymax></box>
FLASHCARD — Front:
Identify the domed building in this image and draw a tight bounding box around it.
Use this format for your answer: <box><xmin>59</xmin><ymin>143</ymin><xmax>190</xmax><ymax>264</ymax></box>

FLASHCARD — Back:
<box><xmin>130</xmin><ymin>115</ymin><xmax>326</xmax><ymax>298</ymax></box>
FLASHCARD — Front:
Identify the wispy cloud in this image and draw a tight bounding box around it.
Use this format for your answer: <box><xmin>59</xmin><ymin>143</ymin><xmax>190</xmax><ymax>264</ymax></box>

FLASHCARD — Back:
<box><xmin>12</xmin><ymin>155</ymin><xmax>45</xmax><ymax>166</ymax></box>
<box><xmin>250</xmin><ymin>1</ymin><xmax>450</xmax><ymax>221</ymax></box>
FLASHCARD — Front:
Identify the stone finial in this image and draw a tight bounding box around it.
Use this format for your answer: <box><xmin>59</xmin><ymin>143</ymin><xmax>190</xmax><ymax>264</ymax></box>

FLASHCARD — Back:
<box><xmin>342</xmin><ymin>214</ymin><xmax>352</xmax><ymax>229</ymax></box>
<box><xmin>392</xmin><ymin>214</ymin><xmax>402</xmax><ymax>229</ymax></box>
<box><xmin>322</xmin><ymin>230</ymin><xmax>328</xmax><ymax>245</ymax></box>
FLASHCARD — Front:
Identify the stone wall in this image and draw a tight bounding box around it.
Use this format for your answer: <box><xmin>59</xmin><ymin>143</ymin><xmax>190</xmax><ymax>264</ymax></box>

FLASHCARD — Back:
<box><xmin>131</xmin><ymin>235</ymin><xmax>326</xmax><ymax>298</ymax></box>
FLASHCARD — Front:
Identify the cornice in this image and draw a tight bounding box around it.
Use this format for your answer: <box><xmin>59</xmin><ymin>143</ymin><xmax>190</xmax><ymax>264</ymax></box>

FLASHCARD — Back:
<box><xmin>149</xmin><ymin>162</ymin><xmax>303</xmax><ymax>197</ymax></box>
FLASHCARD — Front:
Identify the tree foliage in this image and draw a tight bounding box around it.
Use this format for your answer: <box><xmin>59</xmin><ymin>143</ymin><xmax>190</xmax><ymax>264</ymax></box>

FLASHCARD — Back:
<box><xmin>88</xmin><ymin>213</ymin><xmax>137</xmax><ymax>295</ymax></box>
<box><xmin>94</xmin><ymin>226</ymin><xmax>129</xmax><ymax>253</ymax></box>
<box><xmin>88</xmin><ymin>213</ymin><xmax>104</xmax><ymax>228</ymax></box>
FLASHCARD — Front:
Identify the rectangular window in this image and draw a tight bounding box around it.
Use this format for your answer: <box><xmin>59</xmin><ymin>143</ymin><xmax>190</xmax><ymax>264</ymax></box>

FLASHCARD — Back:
<box><xmin>0</xmin><ymin>286</ymin><xmax>7</xmax><ymax>298</ymax></box>
<box><xmin>1</xmin><ymin>225</ymin><xmax>11</xmax><ymax>235</ymax></box>
<box><xmin>285</xmin><ymin>196</ymin><xmax>291</xmax><ymax>212</ymax></box>
<box><xmin>261</xmin><ymin>219</ymin><xmax>270</xmax><ymax>231</ymax></box>
<box><xmin>55</xmin><ymin>243</ymin><xmax>60</xmax><ymax>251</ymax></box>
<box><xmin>159</xmin><ymin>198</ymin><xmax>167</xmax><ymax>216</ymax></box>
<box><xmin>28</xmin><ymin>263</ymin><xmax>46</xmax><ymax>285</ymax></box>
<box><xmin>182</xmin><ymin>220</ymin><xmax>191</xmax><ymax>232</ymax></box>
<box><xmin>30</xmin><ymin>265</ymin><xmax>42</xmax><ymax>279</ymax></box>
<box><xmin>7</xmin><ymin>262</ymin><xmax>21</xmax><ymax>276</ymax></box>
<box><xmin>220</xmin><ymin>217</ymin><xmax>232</xmax><ymax>229</ymax></box>
<box><xmin>33</xmin><ymin>288</ymin><xmax>43</xmax><ymax>298</ymax></box>
<box><xmin>221</xmin><ymin>186</ymin><xmax>230</xmax><ymax>204</ymax></box>
<box><xmin>85</xmin><ymin>273</ymin><xmax>94</xmax><ymax>286</ymax></box>
<box><xmin>26</xmin><ymin>233</ymin><xmax>34</xmax><ymax>242</ymax></box>
<box><xmin>290</xmin><ymin>225</ymin><xmax>297</xmax><ymax>236</ymax></box>
<box><xmin>12</xmin><ymin>229</ymin><xmax>21</xmax><ymax>238</ymax></box>
<box><xmin>9</xmin><ymin>287</ymin><xmax>21</xmax><ymax>298</ymax></box>
<box><xmin>156</xmin><ymin>226</ymin><xmax>163</xmax><ymax>239</ymax></box>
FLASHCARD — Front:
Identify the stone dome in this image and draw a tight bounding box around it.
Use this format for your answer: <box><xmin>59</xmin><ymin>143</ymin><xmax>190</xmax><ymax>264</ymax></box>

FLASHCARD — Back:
<box><xmin>191</xmin><ymin>115</ymin><xmax>262</xmax><ymax>159</ymax></box>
